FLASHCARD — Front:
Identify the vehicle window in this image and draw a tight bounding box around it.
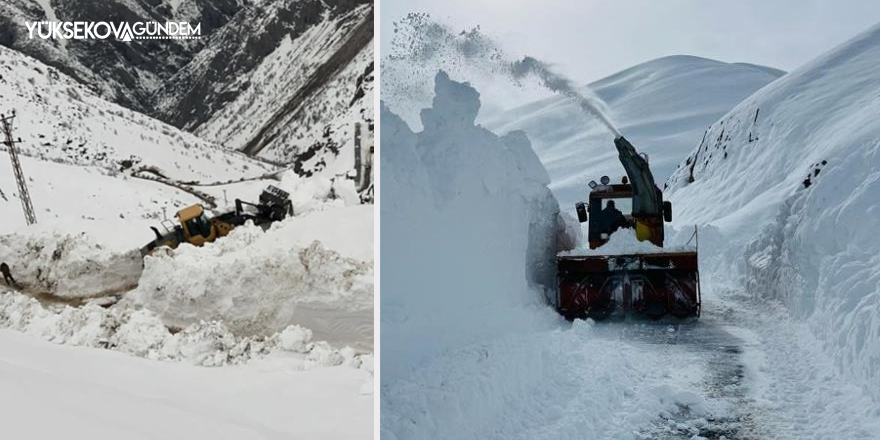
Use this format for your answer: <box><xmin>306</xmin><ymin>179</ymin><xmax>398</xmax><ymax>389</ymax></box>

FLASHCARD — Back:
<box><xmin>602</xmin><ymin>198</ymin><xmax>632</xmax><ymax>215</ymax></box>
<box><xmin>185</xmin><ymin>214</ymin><xmax>212</xmax><ymax>237</ymax></box>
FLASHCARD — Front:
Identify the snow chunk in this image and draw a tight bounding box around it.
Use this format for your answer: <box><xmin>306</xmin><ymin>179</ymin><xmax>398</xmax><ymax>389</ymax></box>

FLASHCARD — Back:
<box><xmin>559</xmin><ymin>228</ymin><xmax>696</xmax><ymax>256</ymax></box>
<box><xmin>306</xmin><ymin>341</ymin><xmax>344</xmax><ymax>367</ymax></box>
<box><xmin>279</xmin><ymin>325</ymin><xmax>313</xmax><ymax>353</ymax></box>
<box><xmin>0</xmin><ymin>231</ymin><xmax>142</xmax><ymax>298</ymax></box>
<box><xmin>110</xmin><ymin>309</ymin><xmax>170</xmax><ymax>358</ymax></box>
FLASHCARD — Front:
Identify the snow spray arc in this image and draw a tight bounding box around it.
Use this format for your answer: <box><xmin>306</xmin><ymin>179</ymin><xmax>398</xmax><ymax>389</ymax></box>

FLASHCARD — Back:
<box><xmin>384</xmin><ymin>14</ymin><xmax>622</xmax><ymax>138</ymax></box>
<box><xmin>510</xmin><ymin>56</ymin><xmax>621</xmax><ymax>138</ymax></box>
<box><xmin>25</xmin><ymin>21</ymin><xmax>201</xmax><ymax>42</ymax></box>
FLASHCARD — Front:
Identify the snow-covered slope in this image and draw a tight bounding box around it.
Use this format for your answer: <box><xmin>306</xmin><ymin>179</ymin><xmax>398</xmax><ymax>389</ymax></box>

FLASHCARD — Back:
<box><xmin>0</xmin><ymin>44</ymin><xmax>273</xmax><ymax>234</ymax></box>
<box><xmin>153</xmin><ymin>0</ymin><xmax>374</xmax><ymax>171</ymax></box>
<box><xmin>0</xmin><ymin>0</ymin><xmax>242</xmax><ymax>111</ymax></box>
<box><xmin>233</xmin><ymin>38</ymin><xmax>374</xmax><ymax>176</ymax></box>
<box><xmin>486</xmin><ymin>56</ymin><xmax>783</xmax><ymax>209</ymax></box>
<box><xmin>666</xmin><ymin>23</ymin><xmax>880</xmax><ymax>401</ymax></box>
<box><xmin>1</xmin><ymin>0</ymin><xmax>374</xmax><ymax>177</ymax></box>
<box><xmin>0</xmin><ymin>45</ymin><xmax>269</xmax><ymax>180</ymax></box>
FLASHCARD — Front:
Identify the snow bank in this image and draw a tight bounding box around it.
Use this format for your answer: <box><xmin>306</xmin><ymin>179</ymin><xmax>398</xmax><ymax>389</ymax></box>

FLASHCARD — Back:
<box><xmin>666</xmin><ymin>23</ymin><xmax>880</xmax><ymax>400</ymax></box>
<box><xmin>0</xmin><ymin>231</ymin><xmax>142</xmax><ymax>298</ymax></box>
<box><xmin>381</xmin><ymin>71</ymin><xmax>570</xmax><ymax>388</ymax></box>
<box><xmin>383</xmin><ymin>320</ymin><xmax>714</xmax><ymax>440</ymax></box>
<box><xmin>129</xmin><ymin>218</ymin><xmax>373</xmax><ymax>341</ymax></box>
<box><xmin>0</xmin><ymin>290</ymin><xmax>369</xmax><ymax>369</ymax></box>
<box><xmin>273</xmin><ymin>170</ymin><xmax>362</xmax><ymax>215</ymax></box>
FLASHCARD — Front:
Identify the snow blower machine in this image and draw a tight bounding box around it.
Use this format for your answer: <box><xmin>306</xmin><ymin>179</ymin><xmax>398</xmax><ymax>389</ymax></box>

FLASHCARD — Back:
<box><xmin>140</xmin><ymin>185</ymin><xmax>293</xmax><ymax>256</ymax></box>
<box><xmin>556</xmin><ymin>136</ymin><xmax>700</xmax><ymax>320</ymax></box>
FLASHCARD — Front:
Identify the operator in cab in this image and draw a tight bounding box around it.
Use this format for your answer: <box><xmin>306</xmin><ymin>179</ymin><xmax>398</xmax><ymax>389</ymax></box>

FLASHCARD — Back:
<box><xmin>603</xmin><ymin>200</ymin><xmax>629</xmax><ymax>234</ymax></box>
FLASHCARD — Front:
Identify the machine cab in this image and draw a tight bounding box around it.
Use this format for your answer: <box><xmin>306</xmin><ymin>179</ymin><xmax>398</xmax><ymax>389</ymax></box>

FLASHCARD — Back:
<box><xmin>176</xmin><ymin>204</ymin><xmax>217</xmax><ymax>246</ymax></box>
<box><xmin>575</xmin><ymin>177</ymin><xmax>635</xmax><ymax>249</ymax></box>
<box><xmin>575</xmin><ymin>175</ymin><xmax>673</xmax><ymax>250</ymax></box>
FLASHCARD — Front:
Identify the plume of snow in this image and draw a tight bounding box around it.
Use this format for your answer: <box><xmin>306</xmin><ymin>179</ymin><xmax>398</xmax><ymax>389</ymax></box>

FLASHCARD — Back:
<box><xmin>383</xmin><ymin>13</ymin><xmax>621</xmax><ymax>137</ymax></box>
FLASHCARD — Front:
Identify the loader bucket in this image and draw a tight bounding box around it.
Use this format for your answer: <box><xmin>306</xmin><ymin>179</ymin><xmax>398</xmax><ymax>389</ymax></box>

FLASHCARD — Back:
<box><xmin>556</xmin><ymin>251</ymin><xmax>700</xmax><ymax>320</ymax></box>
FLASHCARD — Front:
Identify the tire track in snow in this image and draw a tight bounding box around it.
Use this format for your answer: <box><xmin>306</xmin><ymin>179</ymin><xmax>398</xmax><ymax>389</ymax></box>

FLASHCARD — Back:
<box><xmin>625</xmin><ymin>317</ymin><xmax>758</xmax><ymax>439</ymax></box>
<box><xmin>715</xmin><ymin>292</ymin><xmax>880</xmax><ymax>440</ymax></box>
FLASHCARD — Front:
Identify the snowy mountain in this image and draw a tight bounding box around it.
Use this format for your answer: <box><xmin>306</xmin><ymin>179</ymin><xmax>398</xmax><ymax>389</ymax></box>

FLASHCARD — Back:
<box><xmin>666</xmin><ymin>23</ymin><xmax>880</xmax><ymax>402</ymax></box>
<box><xmin>187</xmin><ymin>2</ymin><xmax>373</xmax><ymax>175</ymax></box>
<box><xmin>152</xmin><ymin>0</ymin><xmax>373</xmax><ymax>174</ymax></box>
<box><xmin>485</xmin><ymin>55</ymin><xmax>783</xmax><ymax>209</ymax></box>
<box><xmin>0</xmin><ymin>43</ymin><xmax>275</xmax><ymax>234</ymax></box>
<box><xmin>0</xmin><ymin>0</ymin><xmax>375</xmax><ymax>176</ymax></box>
<box><xmin>0</xmin><ymin>0</ymin><xmax>244</xmax><ymax>111</ymax></box>
<box><xmin>154</xmin><ymin>0</ymin><xmax>374</xmax><ymax>167</ymax></box>
<box><xmin>0</xmin><ymin>44</ymin><xmax>266</xmax><ymax>179</ymax></box>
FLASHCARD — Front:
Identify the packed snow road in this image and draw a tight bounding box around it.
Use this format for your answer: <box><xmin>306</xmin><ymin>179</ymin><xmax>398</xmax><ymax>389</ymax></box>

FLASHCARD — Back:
<box><xmin>383</xmin><ymin>286</ymin><xmax>880</xmax><ymax>440</ymax></box>
<box><xmin>545</xmin><ymin>290</ymin><xmax>879</xmax><ymax>440</ymax></box>
<box><xmin>610</xmin><ymin>315</ymin><xmax>751</xmax><ymax>439</ymax></box>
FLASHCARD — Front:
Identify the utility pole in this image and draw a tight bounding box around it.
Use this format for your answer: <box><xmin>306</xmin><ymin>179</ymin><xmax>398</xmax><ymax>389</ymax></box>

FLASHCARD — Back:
<box><xmin>1</xmin><ymin>111</ymin><xmax>37</xmax><ymax>225</ymax></box>
<box><xmin>354</xmin><ymin>122</ymin><xmax>362</xmax><ymax>188</ymax></box>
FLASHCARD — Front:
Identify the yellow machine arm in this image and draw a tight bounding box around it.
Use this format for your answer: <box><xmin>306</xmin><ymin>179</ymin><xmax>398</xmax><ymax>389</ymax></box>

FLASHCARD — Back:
<box><xmin>613</xmin><ymin>136</ymin><xmax>670</xmax><ymax>245</ymax></box>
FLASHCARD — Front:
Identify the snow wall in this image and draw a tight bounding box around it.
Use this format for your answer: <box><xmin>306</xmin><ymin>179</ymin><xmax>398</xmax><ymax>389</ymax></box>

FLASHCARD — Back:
<box><xmin>0</xmin><ymin>290</ymin><xmax>370</xmax><ymax>369</ymax></box>
<box><xmin>381</xmin><ymin>71</ymin><xmax>569</xmax><ymax>381</ymax></box>
<box><xmin>0</xmin><ymin>232</ymin><xmax>143</xmax><ymax>298</ymax></box>
<box><xmin>667</xmin><ymin>23</ymin><xmax>880</xmax><ymax>401</ymax></box>
<box><xmin>129</xmin><ymin>217</ymin><xmax>373</xmax><ymax>339</ymax></box>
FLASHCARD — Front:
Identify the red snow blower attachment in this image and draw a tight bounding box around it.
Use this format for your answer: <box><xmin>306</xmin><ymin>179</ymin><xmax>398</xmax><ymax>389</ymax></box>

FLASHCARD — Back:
<box><xmin>555</xmin><ymin>137</ymin><xmax>701</xmax><ymax>319</ymax></box>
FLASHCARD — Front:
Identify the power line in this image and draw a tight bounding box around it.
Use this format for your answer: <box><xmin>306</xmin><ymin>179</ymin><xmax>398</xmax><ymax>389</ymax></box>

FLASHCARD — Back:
<box><xmin>1</xmin><ymin>111</ymin><xmax>37</xmax><ymax>225</ymax></box>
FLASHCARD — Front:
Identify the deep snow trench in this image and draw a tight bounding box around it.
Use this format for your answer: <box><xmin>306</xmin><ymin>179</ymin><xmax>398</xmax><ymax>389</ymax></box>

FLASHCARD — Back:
<box><xmin>381</xmin><ymin>66</ymin><xmax>880</xmax><ymax>439</ymax></box>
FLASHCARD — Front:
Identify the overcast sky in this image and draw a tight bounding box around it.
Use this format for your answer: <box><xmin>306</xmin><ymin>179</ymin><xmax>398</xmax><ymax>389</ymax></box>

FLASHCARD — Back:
<box><xmin>380</xmin><ymin>0</ymin><xmax>880</xmax><ymax>83</ymax></box>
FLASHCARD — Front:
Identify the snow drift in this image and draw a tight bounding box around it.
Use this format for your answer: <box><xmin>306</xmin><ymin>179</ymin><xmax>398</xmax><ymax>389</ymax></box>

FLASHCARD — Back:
<box><xmin>129</xmin><ymin>218</ymin><xmax>373</xmax><ymax>343</ymax></box>
<box><xmin>666</xmin><ymin>23</ymin><xmax>880</xmax><ymax>401</ymax></box>
<box><xmin>381</xmin><ymin>72</ymin><xmax>576</xmax><ymax>429</ymax></box>
<box><xmin>0</xmin><ymin>291</ymin><xmax>368</xmax><ymax>369</ymax></box>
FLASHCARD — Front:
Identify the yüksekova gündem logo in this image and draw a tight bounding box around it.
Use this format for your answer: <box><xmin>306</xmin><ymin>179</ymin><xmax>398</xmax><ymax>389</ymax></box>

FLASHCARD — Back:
<box><xmin>26</xmin><ymin>21</ymin><xmax>201</xmax><ymax>42</ymax></box>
